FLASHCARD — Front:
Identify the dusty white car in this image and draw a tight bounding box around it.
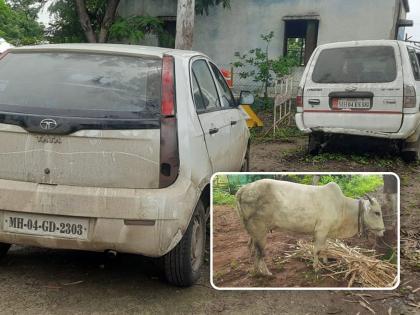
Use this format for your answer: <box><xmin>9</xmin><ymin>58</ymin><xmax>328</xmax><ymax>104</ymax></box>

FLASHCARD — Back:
<box><xmin>0</xmin><ymin>44</ymin><xmax>250</xmax><ymax>286</ymax></box>
<box><xmin>295</xmin><ymin>40</ymin><xmax>420</xmax><ymax>161</ymax></box>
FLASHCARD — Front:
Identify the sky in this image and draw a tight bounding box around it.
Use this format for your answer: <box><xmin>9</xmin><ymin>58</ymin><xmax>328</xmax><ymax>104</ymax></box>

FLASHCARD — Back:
<box><xmin>407</xmin><ymin>0</ymin><xmax>420</xmax><ymax>41</ymax></box>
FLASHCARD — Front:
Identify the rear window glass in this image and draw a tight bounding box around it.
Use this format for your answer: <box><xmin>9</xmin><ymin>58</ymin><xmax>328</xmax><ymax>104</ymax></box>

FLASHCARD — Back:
<box><xmin>0</xmin><ymin>52</ymin><xmax>162</xmax><ymax>119</ymax></box>
<box><xmin>312</xmin><ymin>46</ymin><xmax>397</xmax><ymax>84</ymax></box>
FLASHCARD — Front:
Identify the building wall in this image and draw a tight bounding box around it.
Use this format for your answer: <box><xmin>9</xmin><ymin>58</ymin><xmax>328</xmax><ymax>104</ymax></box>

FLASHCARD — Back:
<box><xmin>118</xmin><ymin>0</ymin><xmax>403</xmax><ymax>66</ymax></box>
<box><xmin>191</xmin><ymin>0</ymin><xmax>399</xmax><ymax>67</ymax></box>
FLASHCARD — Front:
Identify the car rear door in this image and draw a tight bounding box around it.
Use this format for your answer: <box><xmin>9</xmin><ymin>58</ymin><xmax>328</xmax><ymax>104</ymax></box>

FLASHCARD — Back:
<box><xmin>303</xmin><ymin>43</ymin><xmax>404</xmax><ymax>133</ymax></box>
<box><xmin>208</xmin><ymin>62</ymin><xmax>248</xmax><ymax>171</ymax></box>
<box><xmin>0</xmin><ymin>50</ymin><xmax>164</xmax><ymax>189</ymax></box>
<box><xmin>191</xmin><ymin>58</ymin><xmax>231</xmax><ymax>172</ymax></box>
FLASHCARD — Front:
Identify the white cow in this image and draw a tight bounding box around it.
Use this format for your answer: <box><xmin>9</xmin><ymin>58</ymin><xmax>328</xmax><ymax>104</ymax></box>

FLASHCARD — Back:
<box><xmin>235</xmin><ymin>179</ymin><xmax>385</xmax><ymax>276</ymax></box>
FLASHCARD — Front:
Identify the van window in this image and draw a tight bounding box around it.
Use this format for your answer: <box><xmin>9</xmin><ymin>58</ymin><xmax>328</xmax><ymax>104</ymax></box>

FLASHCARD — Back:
<box><xmin>407</xmin><ymin>47</ymin><xmax>420</xmax><ymax>80</ymax></box>
<box><xmin>0</xmin><ymin>52</ymin><xmax>162</xmax><ymax>119</ymax></box>
<box><xmin>312</xmin><ymin>46</ymin><xmax>397</xmax><ymax>84</ymax></box>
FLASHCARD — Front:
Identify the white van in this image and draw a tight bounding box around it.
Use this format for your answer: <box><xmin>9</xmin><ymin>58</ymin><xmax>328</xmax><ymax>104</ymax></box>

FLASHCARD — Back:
<box><xmin>295</xmin><ymin>40</ymin><xmax>420</xmax><ymax>161</ymax></box>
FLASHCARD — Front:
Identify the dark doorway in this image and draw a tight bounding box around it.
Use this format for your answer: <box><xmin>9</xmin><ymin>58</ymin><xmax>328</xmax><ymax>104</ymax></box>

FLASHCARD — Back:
<box><xmin>158</xmin><ymin>16</ymin><xmax>176</xmax><ymax>48</ymax></box>
<box><xmin>283</xmin><ymin>19</ymin><xmax>319</xmax><ymax>65</ymax></box>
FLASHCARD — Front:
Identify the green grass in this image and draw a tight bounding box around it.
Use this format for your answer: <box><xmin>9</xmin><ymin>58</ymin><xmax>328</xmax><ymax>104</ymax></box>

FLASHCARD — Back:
<box><xmin>250</xmin><ymin>126</ymin><xmax>305</xmax><ymax>143</ymax></box>
<box><xmin>319</xmin><ymin>175</ymin><xmax>384</xmax><ymax>198</ymax></box>
<box><xmin>213</xmin><ymin>190</ymin><xmax>236</xmax><ymax>206</ymax></box>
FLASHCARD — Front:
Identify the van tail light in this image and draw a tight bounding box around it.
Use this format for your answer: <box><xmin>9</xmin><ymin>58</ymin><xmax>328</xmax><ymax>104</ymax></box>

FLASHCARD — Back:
<box><xmin>403</xmin><ymin>84</ymin><xmax>417</xmax><ymax>108</ymax></box>
<box><xmin>159</xmin><ymin>55</ymin><xmax>179</xmax><ymax>188</ymax></box>
<box><xmin>296</xmin><ymin>86</ymin><xmax>304</xmax><ymax>108</ymax></box>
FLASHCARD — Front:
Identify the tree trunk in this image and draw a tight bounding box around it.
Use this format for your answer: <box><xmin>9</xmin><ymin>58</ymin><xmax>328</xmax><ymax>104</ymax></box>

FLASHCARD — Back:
<box><xmin>75</xmin><ymin>0</ymin><xmax>97</xmax><ymax>43</ymax></box>
<box><xmin>98</xmin><ymin>0</ymin><xmax>120</xmax><ymax>43</ymax></box>
<box><xmin>376</xmin><ymin>175</ymin><xmax>398</xmax><ymax>254</ymax></box>
<box><xmin>175</xmin><ymin>0</ymin><xmax>195</xmax><ymax>50</ymax></box>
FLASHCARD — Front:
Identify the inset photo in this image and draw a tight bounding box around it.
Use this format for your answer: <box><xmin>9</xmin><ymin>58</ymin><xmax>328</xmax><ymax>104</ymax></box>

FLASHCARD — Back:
<box><xmin>211</xmin><ymin>173</ymin><xmax>399</xmax><ymax>290</ymax></box>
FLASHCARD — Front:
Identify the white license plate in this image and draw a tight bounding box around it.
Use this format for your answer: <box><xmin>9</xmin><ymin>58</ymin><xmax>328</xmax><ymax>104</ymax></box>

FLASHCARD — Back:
<box><xmin>333</xmin><ymin>98</ymin><xmax>371</xmax><ymax>109</ymax></box>
<box><xmin>2</xmin><ymin>212</ymin><xmax>89</xmax><ymax>240</ymax></box>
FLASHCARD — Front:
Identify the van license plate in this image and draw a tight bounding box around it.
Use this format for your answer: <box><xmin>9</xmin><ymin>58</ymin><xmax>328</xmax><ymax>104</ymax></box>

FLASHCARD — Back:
<box><xmin>2</xmin><ymin>211</ymin><xmax>88</xmax><ymax>240</ymax></box>
<box><xmin>332</xmin><ymin>98</ymin><xmax>371</xmax><ymax>109</ymax></box>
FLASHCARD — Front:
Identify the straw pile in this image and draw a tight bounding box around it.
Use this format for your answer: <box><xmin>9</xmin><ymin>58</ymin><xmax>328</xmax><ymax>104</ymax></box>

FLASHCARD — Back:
<box><xmin>283</xmin><ymin>239</ymin><xmax>398</xmax><ymax>288</ymax></box>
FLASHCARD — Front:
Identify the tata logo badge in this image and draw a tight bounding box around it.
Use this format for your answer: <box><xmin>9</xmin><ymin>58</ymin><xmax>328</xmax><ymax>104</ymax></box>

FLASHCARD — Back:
<box><xmin>40</xmin><ymin>118</ymin><xmax>58</xmax><ymax>131</ymax></box>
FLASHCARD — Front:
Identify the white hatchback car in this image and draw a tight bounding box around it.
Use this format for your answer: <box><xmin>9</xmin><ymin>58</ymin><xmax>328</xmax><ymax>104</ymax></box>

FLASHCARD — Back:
<box><xmin>0</xmin><ymin>44</ymin><xmax>250</xmax><ymax>286</ymax></box>
<box><xmin>295</xmin><ymin>40</ymin><xmax>420</xmax><ymax>161</ymax></box>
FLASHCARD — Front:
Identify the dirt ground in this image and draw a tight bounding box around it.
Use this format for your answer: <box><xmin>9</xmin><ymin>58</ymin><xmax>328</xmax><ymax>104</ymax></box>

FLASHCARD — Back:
<box><xmin>0</xmin><ymin>135</ymin><xmax>419</xmax><ymax>314</ymax></box>
<box><xmin>212</xmin><ymin>202</ymin><xmax>392</xmax><ymax>288</ymax></box>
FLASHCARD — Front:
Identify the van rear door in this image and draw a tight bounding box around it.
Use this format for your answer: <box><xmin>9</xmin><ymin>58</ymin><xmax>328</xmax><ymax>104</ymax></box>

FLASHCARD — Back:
<box><xmin>0</xmin><ymin>51</ymin><xmax>164</xmax><ymax>189</ymax></box>
<box><xmin>303</xmin><ymin>43</ymin><xmax>403</xmax><ymax>133</ymax></box>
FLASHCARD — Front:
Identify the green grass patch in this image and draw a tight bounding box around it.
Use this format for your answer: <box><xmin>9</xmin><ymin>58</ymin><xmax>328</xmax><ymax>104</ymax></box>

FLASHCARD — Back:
<box><xmin>319</xmin><ymin>175</ymin><xmax>383</xmax><ymax>198</ymax></box>
<box><xmin>213</xmin><ymin>189</ymin><xmax>236</xmax><ymax>206</ymax></box>
<box><xmin>250</xmin><ymin>126</ymin><xmax>305</xmax><ymax>143</ymax></box>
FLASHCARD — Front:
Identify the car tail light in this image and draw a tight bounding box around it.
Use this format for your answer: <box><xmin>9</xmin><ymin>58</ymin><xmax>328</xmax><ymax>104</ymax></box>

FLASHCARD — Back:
<box><xmin>403</xmin><ymin>84</ymin><xmax>417</xmax><ymax>108</ymax></box>
<box><xmin>159</xmin><ymin>55</ymin><xmax>179</xmax><ymax>188</ymax></box>
<box><xmin>296</xmin><ymin>86</ymin><xmax>303</xmax><ymax>107</ymax></box>
<box><xmin>161</xmin><ymin>55</ymin><xmax>175</xmax><ymax>116</ymax></box>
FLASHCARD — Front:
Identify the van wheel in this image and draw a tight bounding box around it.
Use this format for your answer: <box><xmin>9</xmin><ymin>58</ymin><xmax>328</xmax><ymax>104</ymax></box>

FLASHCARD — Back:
<box><xmin>0</xmin><ymin>243</ymin><xmax>10</xmax><ymax>258</ymax></box>
<box><xmin>163</xmin><ymin>201</ymin><xmax>206</xmax><ymax>287</ymax></box>
<box><xmin>308</xmin><ymin>133</ymin><xmax>323</xmax><ymax>155</ymax></box>
<box><xmin>240</xmin><ymin>143</ymin><xmax>250</xmax><ymax>172</ymax></box>
<box><xmin>401</xmin><ymin>150</ymin><xmax>419</xmax><ymax>163</ymax></box>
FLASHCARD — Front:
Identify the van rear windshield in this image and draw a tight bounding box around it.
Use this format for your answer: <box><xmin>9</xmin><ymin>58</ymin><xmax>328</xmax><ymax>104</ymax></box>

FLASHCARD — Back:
<box><xmin>0</xmin><ymin>52</ymin><xmax>162</xmax><ymax>119</ymax></box>
<box><xmin>312</xmin><ymin>46</ymin><xmax>397</xmax><ymax>84</ymax></box>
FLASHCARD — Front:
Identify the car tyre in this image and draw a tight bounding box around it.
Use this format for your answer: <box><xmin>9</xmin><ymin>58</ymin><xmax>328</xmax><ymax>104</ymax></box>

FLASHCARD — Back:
<box><xmin>163</xmin><ymin>201</ymin><xmax>206</xmax><ymax>287</ymax></box>
<box><xmin>308</xmin><ymin>133</ymin><xmax>323</xmax><ymax>155</ymax></box>
<box><xmin>0</xmin><ymin>243</ymin><xmax>10</xmax><ymax>259</ymax></box>
<box><xmin>240</xmin><ymin>143</ymin><xmax>250</xmax><ymax>172</ymax></box>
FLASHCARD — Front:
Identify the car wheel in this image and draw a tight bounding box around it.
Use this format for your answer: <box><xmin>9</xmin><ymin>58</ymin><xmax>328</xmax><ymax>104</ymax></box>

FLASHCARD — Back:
<box><xmin>163</xmin><ymin>201</ymin><xmax>206</xmax><ymax>287</ymax></box>
<box><xmin>401</xmin><ymin>139</ymin><xmax>420</xmax><ymax>163</ymax></box>
<box><xmin>240</xmin><ymin>143</ymin><xmax>250</xmax><ymax>172</ymax></box>
<box><xmin>0</xmin><ymin>243</ymin><xmax>10</xmax><ymax>259</ymax></box>
<box><xmin>308</xmin><ymin>133</ymin><xmax>323</xmax><ymax>155</ymax></box>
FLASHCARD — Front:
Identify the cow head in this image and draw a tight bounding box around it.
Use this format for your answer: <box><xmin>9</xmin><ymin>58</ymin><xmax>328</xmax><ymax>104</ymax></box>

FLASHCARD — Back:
<box><xmin>363</xmin><ymin>194</ymin><xmax>385</xmax><ymax>237</ymax></box>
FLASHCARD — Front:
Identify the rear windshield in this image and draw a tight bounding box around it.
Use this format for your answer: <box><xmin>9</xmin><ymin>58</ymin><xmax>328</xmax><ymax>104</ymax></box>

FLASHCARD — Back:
<box><xmin>312</xmin><ymin>46</ymin><xmax>397</xmax><ymax>84</ymax></box>
<box><xmin>0</xmin><ymin>52</ymin><xmax>162</xmax><ymax>119</ymax></box>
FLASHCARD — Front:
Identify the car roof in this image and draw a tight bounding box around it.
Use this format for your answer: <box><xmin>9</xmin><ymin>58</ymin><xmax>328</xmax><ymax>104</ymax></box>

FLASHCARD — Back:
<box><xmin>9</xmin><ymin>43</ymin><xmax>208</xmax><ymax>59</ymax></box>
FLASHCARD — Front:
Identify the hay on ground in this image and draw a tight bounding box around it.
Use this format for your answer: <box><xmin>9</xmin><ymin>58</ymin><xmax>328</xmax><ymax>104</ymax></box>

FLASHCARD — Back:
<box><xmin>282</xmin><ymin>239</ymin><xmax>397</xmax><ymax>288</ymax></box>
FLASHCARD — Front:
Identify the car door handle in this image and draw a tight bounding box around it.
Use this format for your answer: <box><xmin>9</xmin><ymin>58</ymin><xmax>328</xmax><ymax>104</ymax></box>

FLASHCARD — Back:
<box><xmin>209</xmin><ymin>128</ymin><xmax>219</xmax><ymax>135</ymax></box>
<box><xmin>308</xmin><ymin>99</ymin><xmax>320</xmax><ymax>105</ymax></box>
<box><xmin>230</xmin><ymin>120</ymin><xmax>237</xmax><ymax>126</ymax></box>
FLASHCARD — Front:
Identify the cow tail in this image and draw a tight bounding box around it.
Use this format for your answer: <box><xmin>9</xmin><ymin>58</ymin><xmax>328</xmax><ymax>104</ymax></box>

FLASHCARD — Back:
<box><xmin>235</xmin><ymin>188</ymin><xmax>246</xmax><ymax>227</ymax></box>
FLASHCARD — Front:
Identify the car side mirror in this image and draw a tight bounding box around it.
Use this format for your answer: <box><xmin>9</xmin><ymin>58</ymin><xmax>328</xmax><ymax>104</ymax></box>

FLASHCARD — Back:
<box><xmin>239</xmin><ymin>91</ymin><xmax>255</xmax><ymax>106</ymax></box>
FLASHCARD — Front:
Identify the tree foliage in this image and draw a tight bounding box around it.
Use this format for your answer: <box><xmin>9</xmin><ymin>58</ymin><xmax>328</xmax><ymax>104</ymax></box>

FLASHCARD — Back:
<box><xmin>196</xmin><ymin>0</ymin><xmax>230</xmax><ymax>15</ymax></box>
<box><xmin>213</xmin><ymin>175</ymin><xmax>384</xmax><ymax>204</ymax></box>
<box><xmin>47</xmin><ymin>0</ymin><xmax>230</xmax><ymax>44</ymax></box>
<box><xmin>233</xmin><ymin>31</ymin><xmax>299</xmax><ymax>98</ymax></box>
<box><xmin>0</xmin><ymin>0</ymin><xmax>44</xmax><ymax>45</ymax></box>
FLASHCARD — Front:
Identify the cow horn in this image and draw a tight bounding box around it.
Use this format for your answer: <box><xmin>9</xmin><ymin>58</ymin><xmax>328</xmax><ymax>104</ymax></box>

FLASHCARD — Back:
<box><xmin>365</xmin><ymin>194</ymin><xmax>374</xmax><ymax>204</ymax></box>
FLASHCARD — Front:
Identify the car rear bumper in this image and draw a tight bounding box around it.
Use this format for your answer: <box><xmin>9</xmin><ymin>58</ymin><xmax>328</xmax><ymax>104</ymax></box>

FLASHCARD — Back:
<box><xmin>295</xmin><ymin>112</ymin><xmax>420</xmax><ymax>140</ymax></box>
<box><xmin>0</xmin><ymin>176</ymin><xmax>200</xmax><ymax>257</ymax></box>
